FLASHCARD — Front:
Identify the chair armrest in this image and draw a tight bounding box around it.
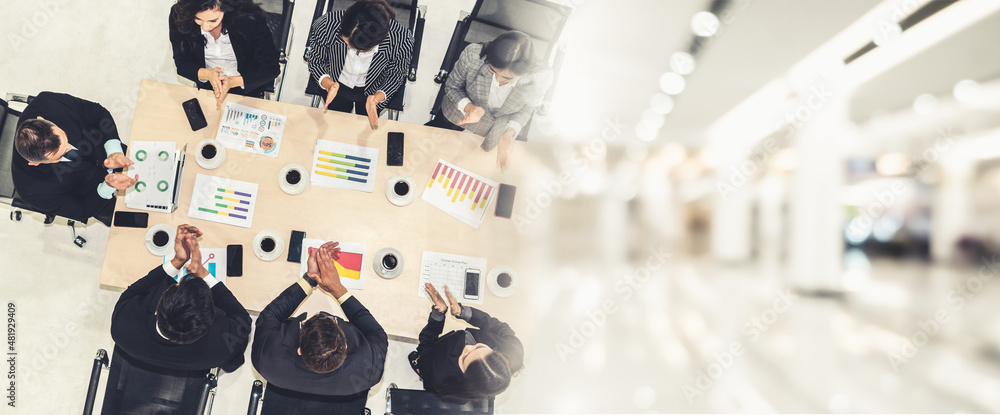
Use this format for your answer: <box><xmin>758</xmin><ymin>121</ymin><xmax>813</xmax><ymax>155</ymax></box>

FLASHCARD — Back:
<box><xmin>247</xmin><ymin>380</ymin><xmax>264</xmax><ymax>415</ymax></box>
<box><xmin>434</xmin><ymin>18</ymin><xmax>469</xmax><ymax>85</ymax></box>
<box><xmin>82</xmin><ymin>349</ymin><xmax>110</xmax><ymax>415</ymax></box>
<box><xmin>408</xmin><ymin>5</ymin><xmax>427</xmax><ymax>82</ymax></box>
<box><xmin>194</xmin><ymin>371</ymin><xmax>218</xmax><ymax>415</ymax></box>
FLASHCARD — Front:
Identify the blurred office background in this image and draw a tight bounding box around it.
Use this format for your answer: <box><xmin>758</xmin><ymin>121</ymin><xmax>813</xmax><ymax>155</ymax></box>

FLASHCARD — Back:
<box><xmin>3</xmin><ymin>0</ymin><xmax>1000</xmax><ymax>413</ymax></box>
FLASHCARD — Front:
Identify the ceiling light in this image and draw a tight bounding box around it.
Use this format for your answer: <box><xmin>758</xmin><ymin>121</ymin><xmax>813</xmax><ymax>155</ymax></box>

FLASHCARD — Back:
<box><xmin>649</xmin><ymin>93</ymin><xmax>675</xmax><ymax>115</ymax></box>
<box><xmin>953</xmin><ymin>79</ymin><xmax>980</xmax><ymax>103</ymax></box>
<box><xmin>670</xmin><ymin>51</ymin><xmax>695</xmax><ymax>75</ymax></box>
<box><xmin>691</xmin><ymin>11</ymin><xmax>720</xmax><ymax>37</ymax></box>
<box><xmin>912</xmin><ymin>93</ymin><xmax>937</xmax><ymax>116</ymax></box>
<box><xmin>659</xmin><ymin>72</ymin><xmax>686</xmax><ymax>95</ymax></box>
<box><xmin>635</xmin><ymin>123</ymin><xmax>659</xmax><ymax>142</ymax></box>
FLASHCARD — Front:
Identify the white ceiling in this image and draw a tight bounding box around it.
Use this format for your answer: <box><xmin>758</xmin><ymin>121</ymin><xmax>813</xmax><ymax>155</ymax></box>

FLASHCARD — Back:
<box><xmin>538</xmin><ymin>0</ymin><xmax>882</xmax><ymax>147</ymax></box>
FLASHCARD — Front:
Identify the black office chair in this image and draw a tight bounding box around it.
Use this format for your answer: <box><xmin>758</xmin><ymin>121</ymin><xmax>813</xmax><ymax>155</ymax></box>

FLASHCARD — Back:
<box><xmin>83</xmin><ymin>347</ymin><xmax>220</xmax><ymax>415</ymax></box>
<box><xmin>428</xmin><ymin>0</ymin><xmax>572</xmax><ymax>141</ymax></box>
<box><xmin>246</xmin><ymin>380</ymin><xmax>372</xmax><ymax>415</ymax></box>
<box><xmin>258</xmin><ymin>0</ymin><xmax>296</xmax><ymax>100</ymax></box>
<box><xmin>0</xmin><ymin>94</ymin><xmax>101</xmax><ymax>245</ymax></box>
<box><xmin>302</xmin><ymin>0</ymin><xmax>426</xmax><ymax>120</ymax></box>
<box><xmin>384</xmin><ymin>383</ymin><xmax>494</xmax><ymax>415</ymax></box>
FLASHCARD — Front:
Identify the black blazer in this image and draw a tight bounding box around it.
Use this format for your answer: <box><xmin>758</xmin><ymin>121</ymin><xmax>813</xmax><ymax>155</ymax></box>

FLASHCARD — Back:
<box><xmin>168</xmin><ymin>8</ymin><xmax>280</xmax><ymax>97</ymax></box>
<box><xmin>110</xmin><ymin>265</ymin><xmax>252</xmax><ymax>372</ymax></box>
<box><xmin>306</xmin><ymin>10</ymin><xmax>413</xmax><ymax>111</ymax></box>
<box><xmin>10</xmin><ymin>92</ymin><xmax>119</xmax><ymax>222</ymax></box>
<box><xmin>416</xmin><ymin>307</ymin><xmax>524</xmax><ymax>395</ymax></box>
<box><xmin>252</xmin><ymin>279</ymin><xmax>388</xmax><ymax>398</ymax></box>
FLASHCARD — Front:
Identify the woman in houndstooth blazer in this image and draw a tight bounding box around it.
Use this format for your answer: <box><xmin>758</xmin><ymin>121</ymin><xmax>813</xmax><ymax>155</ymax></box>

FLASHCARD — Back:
<box><xmin>307</xmin><ymin>0</ymin><xmax>413</xmax><ymax>128</ymax></box>
<box><xmin>430</xmin><ymin>31</ymin><xmax>552</xmax><ymax>169</ymax></box>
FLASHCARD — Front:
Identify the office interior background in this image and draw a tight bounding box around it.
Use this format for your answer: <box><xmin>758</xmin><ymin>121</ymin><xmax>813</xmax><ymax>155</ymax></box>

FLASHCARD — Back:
<box><xmin>3</xmin><ymin>0</ymin><xmax>1000</xmax><ymax>413</ymax></box>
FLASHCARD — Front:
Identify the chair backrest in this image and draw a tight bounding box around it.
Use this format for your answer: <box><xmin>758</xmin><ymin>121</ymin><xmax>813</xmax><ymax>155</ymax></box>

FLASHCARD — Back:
<box><xmin>261</xmin><ymin>0</ymin><xmax>295</xmax><ymax>62</ymax></box>
<box><xmin>387</xmin><ymin>387</ymin><xmax>494</xmax><ymax>415</ymax></box>
<box><xmin>100</xmin><ymin>346</ymin><xmax>215</xmax><ymax>415</ymax></box>
<box><xmin>466</xmin><ymin>0</ymin><xmax>571</xmax><ymax>62</ymax></box>
<box><xmin>0</xmin><ymin>99</ymin><xmax>21</xmax><ymax>201</ymax></box>
<box><xmin>259</xmin><ymin>383</ymin><xmax>368</xmax><ymax>415</ymax></box>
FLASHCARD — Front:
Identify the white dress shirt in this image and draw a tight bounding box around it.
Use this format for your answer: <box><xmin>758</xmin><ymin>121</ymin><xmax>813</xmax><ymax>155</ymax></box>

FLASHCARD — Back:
<box><xmin>320</xmin><ymin>44</ymin><xmax>379</xmax><ymax>90</ymax></box>
<box><xmin>200</xmin><ymin>29</ymin><xmax>242</xmax><ymax>85</ymax></box>
<box><xmin>456</xmin><ymin>73</ymin><xmax>523</xmax><ymax>138</ymax></box>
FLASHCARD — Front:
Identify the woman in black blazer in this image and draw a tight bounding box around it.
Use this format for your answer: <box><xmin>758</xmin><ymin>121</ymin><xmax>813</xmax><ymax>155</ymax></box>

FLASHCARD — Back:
<box><xmin>412</xmin><ymin>283</ymin><xmax>524</xmax><ymax>400</ymax></box>
<box><xmin>168</xmin><ymin>0</ymin><xmax>280</xmax><ymax>103</ymax></box>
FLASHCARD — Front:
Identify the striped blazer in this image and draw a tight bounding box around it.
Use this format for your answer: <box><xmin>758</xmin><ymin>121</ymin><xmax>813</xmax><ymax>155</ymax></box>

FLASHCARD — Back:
<box><xmin>307</xmin><ymin>10</ymin><xmax>414</xmax><ymax>111</ymax></box>
<box><xmin>441</xmin><ymin>43</ymin><xmax>552</xmax><ymax>151</ymax></box>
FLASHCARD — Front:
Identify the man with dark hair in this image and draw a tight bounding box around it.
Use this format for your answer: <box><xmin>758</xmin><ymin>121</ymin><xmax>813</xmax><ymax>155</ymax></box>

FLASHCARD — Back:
<box><xmin>11</xmin><ymin>92</ymin><xmax>138</xmax><ymax>225</ymax></box>
<box><xmin>110</xmin><ymin>224</ymin><xmax>251</xmax><ymax>372</ymax></box>
<box><xmin>307</xmin><ymin>0</ymin><xmax>413</xmax><ymax>128</ymax></box>
<box><xmin>252</xmin><ymin>241</ymin><xmax>388</xmax><ymax>410</ymax></box>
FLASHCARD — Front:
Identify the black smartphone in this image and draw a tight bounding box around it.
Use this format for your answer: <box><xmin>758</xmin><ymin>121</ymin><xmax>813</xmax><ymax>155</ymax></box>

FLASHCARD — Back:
<box><xmin>387</xmin><ymin>132</ymin><xmax>404</xmax><ymax>166</ymax></box>
<box><xmin>494</xmin><ymin>184</ymin><xmax>516</xmax><ymax>219</ymax></box>
<box><xmin>464</xmin><ymin>268</ymin><xmax>480</xmax><ymax>300</ymax></box>
<box><xmin>227</xmin><ymin>244</ymin><xmax>243</xmax><ymax>277</ymax></box>
<box><xmin>182</xmin><ymin>98</ymin><xmax>208</xmax><ymax>131</ymax></box>
<box><xmin>287</xmin><ymin>230</ymin><xmax>305</xmax><ymax>262</ymax></box>
<box><xmin>112</xmin><ymin>211</ymin><xmax>149</xmax><ymax>228</ymax></box>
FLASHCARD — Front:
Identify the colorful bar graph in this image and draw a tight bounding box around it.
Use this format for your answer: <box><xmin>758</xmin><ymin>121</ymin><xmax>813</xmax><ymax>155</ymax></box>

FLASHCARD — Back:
<box><xmin>197</xmin><ymin>207</ymin><xmax>247</xmax><ymax>220</ymax></box>
<box><xmin>318</xmin><ymin>150</ymin><xmax>371</xmax><ymax>163</ymax></box>
<box><xmin>215</xmin><ymin>195</ymin><xmax>250</xmax><ymax>205</ymax></box>
<box><xmin>422</xmin><ymin>160</ymin><xmax>499</xmax><ymax>228</ymax></box>
<box><xmin>315</xmin><ymin>170</ymin><xmax>367</xmax><ymax>183</ymax></box>
<box><xmin>218</xmin><ymin>188</ymin><xmax>252</xmax><ymax>198</ymax></box>
<box><xmin>316</xmin><ymin>164</ymin><xmax>368</xmax><ymax>176</ymax></box>
<box><xmin>214</xmin><ymin>203</ymin><xmax>248</xmax><ymax>212</ymax></box>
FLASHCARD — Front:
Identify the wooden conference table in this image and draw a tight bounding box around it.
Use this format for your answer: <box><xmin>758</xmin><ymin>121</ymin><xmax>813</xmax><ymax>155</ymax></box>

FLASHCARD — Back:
<box><xmin>100</xmin><ymin>80</ymin><xmax>530</xmax><ymax>344</ymax></box>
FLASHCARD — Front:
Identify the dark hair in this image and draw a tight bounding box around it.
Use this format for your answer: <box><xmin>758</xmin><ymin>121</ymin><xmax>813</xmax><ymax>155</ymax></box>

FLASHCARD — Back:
<box><xmin>436</xmin><ymin>351</ymin><xmax>515</xmax><ymax>400</ymax></box>
<box><xmin>171</xmin><ymin>0</ymin><xmax>267</xmax><ymax>52</ymax></box>
<box><xmin>340</xmin><ymin>0</ymin><xmax>395</xmax><ymax>51</ymax></box>
<box><xmin>15</xmin><ymin>118</ymin><xmax>61</xmax><ymax>163</ymax></box>
<box><xmin>480</xmin><ymin>31</ymin><xmax>537</xmax><ymax>76</ymax></box>
<box><xmin>156</xmin><ymin>276</ymin><xmax>215</xmax><ymax>345</ymax></box>
<box><xmin>299</xmin><ymin>313</ymin><xmax>348</xmax><ymax>373</ymax></box>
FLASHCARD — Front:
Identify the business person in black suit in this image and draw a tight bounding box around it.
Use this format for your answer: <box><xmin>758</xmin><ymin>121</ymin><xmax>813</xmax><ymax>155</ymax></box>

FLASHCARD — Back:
<box><xmin>251</xmin><ymin>241</ymin><xmax>388</xmax><ymax>411</ymax></box>
<box><xmin>110</xmin><ymin>224</ymin><xmax>251</xmax><ymax>373</ymax></box>
<box><xmin>307</xmin><ymin>0</ymin><xmax>414</xmax><ymax>128</ymax></box>
<box><xmin>411</xmin><ymin>283</ymin><xmax>524</xmax><ymax>400</ymax></box>
<box><xmin>11</xmin><ymin>92</ymin><xmax>137</xmax><ymax>226</ymax></box>
<box><xmin>168</xmin><ymin>0</ymin><xmax>280</xmax><ymax>105</ymax></box>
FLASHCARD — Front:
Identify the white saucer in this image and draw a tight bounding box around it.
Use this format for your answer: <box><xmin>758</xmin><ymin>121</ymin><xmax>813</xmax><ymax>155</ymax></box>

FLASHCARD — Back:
<box><xmin>145</xmin><ymin>224</ymin><xmax>175</xmax><ymax>256</ymax></box>
<box><xmin>195</xmin><ymin>139</ymin><xmax>226</xmax><ymax>169</ymax></box>
<box><xmin>373</xmin><ymin>247</ymin><xmax>404</xmax><ymax>279</ymax></box>
<box><xmin>487</xmin><ymin>266</ymin><xmax>518</xmax><ymax>298</ymax></box>
<box><xmin>278</xmin><ymin>164</ymin><xmax>309</xmax><ymax>195</ymax></box>
<box><xmin>253</xmin><ymin>230</ymin><xmax>284</xmax><ymax>261</ymax></box>
<box><xmin>385</xmin><ymin>175</ymin><xmax>416</xmax><ymax>206</ymax></box>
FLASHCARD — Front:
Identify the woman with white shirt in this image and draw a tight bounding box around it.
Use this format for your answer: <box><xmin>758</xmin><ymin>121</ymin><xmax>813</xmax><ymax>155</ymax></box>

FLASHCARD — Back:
<box><xmin>307</xmin><ymin>0</ymin><xmax>413</xmax><ymax>128</ymax></box>
<box><xmin>168</xmin><ymin>0</ymin><xmax>280</xmax><ymax>105</ymax></box>
<box><xmin>428</xmin><ymin>31</ymin><xmax>552</xmax><ymax>170</ymax></box>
